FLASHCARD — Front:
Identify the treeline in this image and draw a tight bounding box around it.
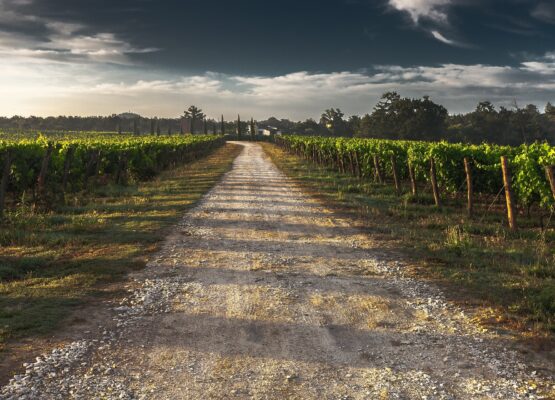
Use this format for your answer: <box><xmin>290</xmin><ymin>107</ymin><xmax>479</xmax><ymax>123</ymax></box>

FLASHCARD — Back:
<box><xmin>2</xmin><ymin>93</ymin><xmax>555</xmax><ymax>145</ymax></box>
<box><xmin>264</xmin><ymin>93</ymin><xmax>555</xmax><ymax>145</ymax></box>
<box><xmin>0</xmin><ymin>113</ymin><xmax>242</xmax><ymax>136</ymax></box>
<box><xmin>0</xmin><ymin>114</ymin><xmax>184</xmax><ymax>134</ymax></box>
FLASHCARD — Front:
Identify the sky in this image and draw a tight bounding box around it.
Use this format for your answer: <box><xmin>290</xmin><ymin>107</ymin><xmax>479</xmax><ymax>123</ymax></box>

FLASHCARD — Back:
<box><xmin>0</xmin><ymin>0</ymin><xmax>554</xmax><ymax>120</ymax></box>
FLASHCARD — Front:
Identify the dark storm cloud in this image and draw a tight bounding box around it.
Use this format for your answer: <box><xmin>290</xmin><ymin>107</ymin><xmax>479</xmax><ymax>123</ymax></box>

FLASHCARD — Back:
<box><xmin>532</xmin><ymin>2</ymin><xmax>555</xmax><ymax>23</ymax></box>
<box><xmin>0</xmin><ymin>0</ymin><xmax>553</xmax><ymax>73</ymax></box>
<box><xmin>0</xmin><ymin>0</ymin><xmax>157</xmax><ymax>64</ymax></box>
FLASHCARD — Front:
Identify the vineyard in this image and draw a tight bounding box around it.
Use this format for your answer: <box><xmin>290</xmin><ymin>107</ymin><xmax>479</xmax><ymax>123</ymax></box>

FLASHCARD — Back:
<box><xmin>276</xmin><ymin>135</ymin><xmax>555</xmax><ymax>228</ymax></box>
<box><xmin>0</xmin><ymin>134</ymin><xmax>225</xmax><ymax>216</ymax></box>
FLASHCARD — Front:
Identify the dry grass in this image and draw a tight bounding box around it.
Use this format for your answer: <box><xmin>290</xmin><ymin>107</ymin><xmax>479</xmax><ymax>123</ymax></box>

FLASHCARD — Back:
<box><xmin>0</xmin><ymin>143</ymin><xmax>242</xmax><ymax>350</ymax></box>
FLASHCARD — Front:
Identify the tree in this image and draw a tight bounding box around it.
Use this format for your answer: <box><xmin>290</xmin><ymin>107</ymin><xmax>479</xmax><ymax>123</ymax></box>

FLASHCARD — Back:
<box><xmin>184</xmin><ymin>105</ymin><xmax>205</xmax><ymax>134</ymax></box>
<box><xmin>203</xmin><ymin>118</ymin><xmax>208</xmax><ymax>134</ymax></box>
<box><xmin>476</xmin><ymin>101</ymin><xmax>496</xmax><ymax>114</ymax></box>
<box><xmin>347</xmin><ymin>115</ymin><xmax>361</xmax><ymax>137</ymax></box>
<box><xmin>358</xmin><ymin>114</ymin><xmax>372</xmax><ymax>137</ymax></box>
<box><xmin>320</xmin><ymin>108</ymin><xmax>346</xmax><ymax>136</ymax></box>
<box><xmin>150</xmin><ymin>119</ymin><xmax>155</xmax><ymax>135</ymax></box>
<box><xmin>237</xmin><ymin>115</ymin><xmax>242</xmax><ymax>138</ymax></box>
<box><xmin>362</xmin><ymin>92</ymin><xmax>447</xmax><ymax>140</ymax></box>
<box><xmin>546</xmin><ymin>102</ymin><xmax>555</xmax><ymax>122</ymax></box>
<box><xmin>407</xmin><ymin>95</ymin><xmax>448</xmax><ymax>139</ymax></box>
<box><xmin>258</xmin><ymin>117</ymin><xmax>296</xmax><ymax>133</ymax></box>
<box><xmin>295</xmin><ymin>119</ymin><xmax>328</xmax><ymax>136</ymax></box>
<box><xmin>156</xmin><ymin>124</ymin><xmax>161</xmax><ymax>136</ymax></box>
<box><xmin>364</xmin><ymin>92</ymin><xmax>402</xmax><ymax>138</ymax></box>
<box><xmin>221</xmin><ymin>115</ymin><xmax>225</xmax><ymax>135</ymax></box>
<box><xmin>133</xmin><ymin>119</ymin><xmax>139</xmax><ymax>135</ymax></box>
<box><xmin>250</xmin><ymin>118</ymin><xmax>256</xmax><ymax>138</ymax></box>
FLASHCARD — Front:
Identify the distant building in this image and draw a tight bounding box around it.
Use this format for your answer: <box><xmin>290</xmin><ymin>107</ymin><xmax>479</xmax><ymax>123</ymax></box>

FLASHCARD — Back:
<box><xmin>246</xmin><ymin>123</ymin><xmax>283</xmax><ymax>136</ymax></box>
<box><xmin>257</xmin><ymin>126</ymin><xmax>282</xmax><ymax>136</ymax></box>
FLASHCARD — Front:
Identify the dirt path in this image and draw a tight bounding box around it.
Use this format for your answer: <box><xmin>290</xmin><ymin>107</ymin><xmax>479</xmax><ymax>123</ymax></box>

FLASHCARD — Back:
<box><xmin>2</xmin><ymin>142</ymin><xmax>554</xmax><ymax>399</ymax></box>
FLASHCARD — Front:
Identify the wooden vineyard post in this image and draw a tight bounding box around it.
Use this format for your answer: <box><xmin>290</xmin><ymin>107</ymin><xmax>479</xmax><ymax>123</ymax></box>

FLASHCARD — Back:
<box><xmin>0</xmin><ymin>151</ymin><xmax>12</xmax><ymax>220</ymax></box>
<box><xmin>430</xmin><ymin>158</ymin><xmax>441</xmax><ymax>207</ymax></box>
<box><xmin>501</xmin><ymin>156</ymin><xmax>517</xmax><ymax>231</ymax></box>
<box><xmin>464</xmin><ymin>157</ymin><xmax>473</xmax><ymax>216</ymax></box>
<box><xmin>546</xmin><ymin>165</ymin><xmax>555</xmax><ymax>202</ymax></box>
<box><xmin>338</xmin><ymin>154</ymin><xmax>346</xmax><ymax>173</ymax></box>
<box><xmin>116</xmin><ymin>153</ymin><xmax>129</xmax><ymax>185</ymax></box>
<box><xmin>349</xmin><ymin>152</ymin><xmax>355</xmax><ymax>175</ymax></box>
<box><xmin>84</xmin><ymin>150</ymin><xmax>100</xmax><ymax>186</ymax></box>
<box><xmin>373</xmin><ymin>155</ymin><xmax>384</xmax><ymax>184</ymax></box>
<box><xmin>391</xmin><ymin>155</ymin><xmax>401</xmax><ymax>195</ymax></box>
<box><xmin>354</xmin><ymin>152</ymin><xmax>361</xmax><ymax>178</ymax></box>
<box><xmin>36</xmin><ymin>143</ymin><xmax>54</xmax><ymax>202</ymax></box>
<box><xmin>61</xmin><ymin>146</ymin><xmax>75</xmax><ymax>192</ymax></box>
<box><xmin>408</xmin><ymin>162</ymin><xmax>417</xmax><ymax>196</ymax></box>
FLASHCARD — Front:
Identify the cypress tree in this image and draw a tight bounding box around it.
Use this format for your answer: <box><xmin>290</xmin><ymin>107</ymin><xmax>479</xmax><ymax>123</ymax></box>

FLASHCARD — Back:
<box><xmin>150</xmin><ymin>119</ymin><xmax>155</xmax><ymax>135</ymax></box>
<box><xmin>250</xmin><ymin>118</ymin><xmax>255</xmax><ymax>139</ymax></box>
<box><xmin>156</xmin><ymin>124</ymin><xmax>161</xmax><ymax>136</ymax></box>
<box><xmin>221</xmin><ymin>115</ymin><xmax>225</xmax><ymax>135</ymax></box>
<box><xmin>203</xmin><ymin>118</ymin><xmax>208</xmax><ymax>134</ymax></box>
<box><xmin>237</xmin><ymin>115</ymin><xmax>241</xmax><ymax>138</ymax></box>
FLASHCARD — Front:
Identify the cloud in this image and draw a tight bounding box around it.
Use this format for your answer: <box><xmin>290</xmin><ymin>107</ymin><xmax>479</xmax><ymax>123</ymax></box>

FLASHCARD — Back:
<box><xmin>0</xmin><ymin>0</ymin><xmax>157</xmax><ymax>64</ymax></box>
<box><xmin>387</xmin><ymin>0</ymin><xmax>468</xmax><ymax>47</ymax></box>
<box><xmin>85</xmin><ymin>75</ymin><xmax>231</xmax><ymax>97</ymax></box>
<box><xmin>531</xmin><ymin>2</ymin><xmax>555</xmax><ymax>24</ymax></box>
<box><xmin>521</xmin><ymin>51</ymin><xmax>555</xmax><ymax>75</ymax></box>
<box><xmin>430</xmin><ymin>30</ymin><xmax>460</xmax><ymax>46</ymax></box>
<box><xmin>388</xmin><ymin>0</ymin><xmax>452</xmax><ymax>24</ymax></box>
<box><xmin>2</xmin><ymin>51</ymin><xmax>555</xmax><ymax>119</ymax></box>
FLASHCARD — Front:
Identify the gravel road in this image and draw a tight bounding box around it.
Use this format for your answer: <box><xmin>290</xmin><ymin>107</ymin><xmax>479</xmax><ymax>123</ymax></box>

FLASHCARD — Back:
<box><xmin>2</xmin><ymin>142</ymin><xmax>554</xmax><ymax>399</ymax></box>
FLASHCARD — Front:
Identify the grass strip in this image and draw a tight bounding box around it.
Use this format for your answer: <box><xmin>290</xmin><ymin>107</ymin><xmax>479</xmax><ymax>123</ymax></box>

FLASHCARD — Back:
<box><xmin>262</xmin><ymin>143</ymin><xmax>555</xmax><ymax>336</ymax></box>
<box><xmin>0</xmin><ymin>143</ymin><xmax>242</xmax><ymax>349</ymax></box>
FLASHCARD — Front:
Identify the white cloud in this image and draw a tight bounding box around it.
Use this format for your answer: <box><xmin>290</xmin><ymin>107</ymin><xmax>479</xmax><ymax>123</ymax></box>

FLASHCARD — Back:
<box><xmin>521</xmin><ymin>62</ymin><xmax>555</xmax><ymax>75</ymax></box>
<box><xmin>430</xmin><ymin>30</ymin><xmax>458</xmax><ymax>46</ymax></box>
<box><xmin>85</xmin><ymin>75</ymin><xmax>231</xmax><ymax>97</ymax></box>
<box><xmin>519</xmin><ymin>51</ymin><xmax>555</xmax><ymax>75</ymax></box>
<box><xmin>387</xmin><ymin>0</ymin><xmax>468</xmax><ymax>47</ymax></box>
<box><xmin>388</xmin><ymin>0</ymin><xmax>451</xmax><ymax>23</ymax></box>
<box><xmin>1</xmin><ymin>47</ymin><xmax>555</xmax><ymax>119</ymax></box>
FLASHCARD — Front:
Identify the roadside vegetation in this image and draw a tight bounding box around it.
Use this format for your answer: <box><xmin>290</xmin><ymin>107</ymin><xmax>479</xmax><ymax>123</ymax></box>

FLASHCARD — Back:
<box><xmin>262</xmin><ymin>142</ymin><xmax>555</xmax><ymax>336</ymax></box>
<box><xmin>0</xmin><ymin>143</ymin><xmax>241</xmax><ymax>350</ymax></box>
